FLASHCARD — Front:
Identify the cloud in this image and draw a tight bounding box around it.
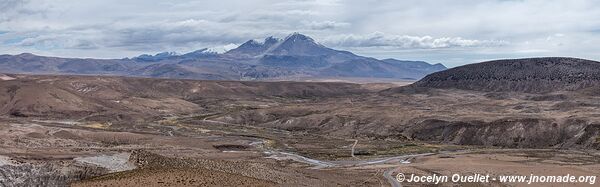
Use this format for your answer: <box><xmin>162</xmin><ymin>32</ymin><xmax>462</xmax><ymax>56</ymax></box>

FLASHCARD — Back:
<box><xmin>207</xmin><ymin>43</ymin><xmax>239</xmax><ymax>53</ymax></box>
<box><xmin>103</xmin><ymin>19</ymin><xmax>248</xmax><ymax>51</ymax></box>
<box><xmin>2</xmin><ymin>0</ymin><xmax>600</xmax><ymax>65</ymax></box>
<box><xmin>0</xmin><ymin>0</ymin><xmax>48</xmax><ymax>24</ymax></box>
<box><xmin>323</xmin><ymin>32</ymin><xmax>508</xmax><ymax>49</ymax></box>
<box><xmin>303</xmin><ymin>21</ymin><xmax>349</xmax><ymax>30</ymax></box>
<box><xmin>0</xmin><ymin>0</ymin><xmax>27</xmax><ymax>11</ymax></box>
<box><xmin>0</xmin><ymin>0</ymin><xmax>29</xmax><ymax>21</ymax></box>
<box><xmin>13</xmin><ymin>33</ymin><xmax>99</xmax><ymax>50</ymax></box>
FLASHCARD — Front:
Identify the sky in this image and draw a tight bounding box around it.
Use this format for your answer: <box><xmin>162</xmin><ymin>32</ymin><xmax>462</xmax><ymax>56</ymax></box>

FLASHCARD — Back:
<box><xmin>2</xmin><ymin>0</ymin><xmax>600</xmax><ymax>67</ymax></box>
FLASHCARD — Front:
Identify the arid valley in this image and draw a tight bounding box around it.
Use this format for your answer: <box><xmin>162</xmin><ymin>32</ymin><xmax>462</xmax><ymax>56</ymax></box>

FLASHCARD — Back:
<box><xmin>3</xmin><ymin>1</ymin><xmax>600</xmax><ymax>185</ymax></box>
<box><xmin>1</xmin><ymin>57</ymin><xmax>600</xmax><ymax>186</ymax></box>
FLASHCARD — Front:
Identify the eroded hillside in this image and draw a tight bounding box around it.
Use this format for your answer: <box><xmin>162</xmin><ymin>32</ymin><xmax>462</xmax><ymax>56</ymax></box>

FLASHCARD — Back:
<box><xmin>1</xmin><ymin>74</ymin><xmax>599</xmax><ymax>150</ymax></box>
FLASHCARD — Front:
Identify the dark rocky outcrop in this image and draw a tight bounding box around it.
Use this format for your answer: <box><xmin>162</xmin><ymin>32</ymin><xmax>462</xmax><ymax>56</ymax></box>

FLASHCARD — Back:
<box><xmin>411</xmin><ymin>57</ymin><xmax>600</xmax><ymax>93</ymax></box>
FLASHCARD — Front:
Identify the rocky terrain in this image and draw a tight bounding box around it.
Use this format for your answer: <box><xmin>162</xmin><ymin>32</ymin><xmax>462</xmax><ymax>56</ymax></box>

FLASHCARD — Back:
<box><xmin>411</xmin><ymin>57</ymin><xmax>600</xmax><ymax>93</ymax></box>
<box><xmin>0</xmin><ymin>33</ymin><xmax>446</xmax><ymax>81</ymax></box>
<box><xmin>2</xmin><ymin>72</ymin><xmax>598</xmax><ymax>150</ymax></box>
<box><xmin>0</xmin><ymin>57</ymin><xmax>599</xmax><ymax>186</ymax></box>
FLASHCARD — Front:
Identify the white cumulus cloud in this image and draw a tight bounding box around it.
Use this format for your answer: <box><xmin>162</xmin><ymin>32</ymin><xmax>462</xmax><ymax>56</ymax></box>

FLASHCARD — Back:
<box><xmin>323</xmin><ymin>32</ymin><xmax>507</xmax><ymax>49</ymax></box>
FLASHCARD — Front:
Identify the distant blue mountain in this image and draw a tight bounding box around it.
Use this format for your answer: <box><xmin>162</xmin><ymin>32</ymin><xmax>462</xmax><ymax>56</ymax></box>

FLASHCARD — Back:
<box><xmin>133</xmin><ymin>52</ymin><xmax>179</xmax><ymax>62</ymax></box>
<box><xmin>0</xmin><ymin>33</ymin><xmax>447</xmax><ymax>81</ymax></box>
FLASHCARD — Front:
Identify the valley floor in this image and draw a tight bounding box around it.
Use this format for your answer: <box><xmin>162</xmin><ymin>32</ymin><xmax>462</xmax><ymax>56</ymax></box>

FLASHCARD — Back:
<box><xmin>1</xmin><ymin>117</ymin><xmax>599</xmax><ymax>187</ymax></box>
<box><xmin>1</xmin><ymin>74</ymin><xmax>599</xmax><ymax>186</ymax></box>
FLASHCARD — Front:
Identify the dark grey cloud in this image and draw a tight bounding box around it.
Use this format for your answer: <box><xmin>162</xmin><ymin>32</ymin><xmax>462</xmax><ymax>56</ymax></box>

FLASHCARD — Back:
<box><xmin>0</xmin><ymin>0</ymin><xmax>26</xmax><ymax>11</ymax></box>
<box><xmin>0</xmin><ymin>0</ymin><xmax>28</xmax><ymax>21</ymax></box>
<box><xmin>0</xmin><ymin>0</ymin><xmax>48</xmax><ymax>23</ymax></box>
<box><xmin>303</xmin><ymin>21</ymin><xmax>350</xmax><ymax>30</ymax></box>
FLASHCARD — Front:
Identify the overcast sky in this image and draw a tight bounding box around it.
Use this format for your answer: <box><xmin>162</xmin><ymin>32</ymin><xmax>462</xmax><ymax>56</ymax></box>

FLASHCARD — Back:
<box><xmin>2</xmin><ymin>0</ymin><xmax>600</xmax><ymax>67</ymax></box>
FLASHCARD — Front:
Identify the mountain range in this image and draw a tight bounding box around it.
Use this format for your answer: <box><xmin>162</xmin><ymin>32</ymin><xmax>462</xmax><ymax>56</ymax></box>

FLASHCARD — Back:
<box><xmin>0</xmin><ymin>33</ymin><xmax>446</xmax><ymax>81</ymax></box>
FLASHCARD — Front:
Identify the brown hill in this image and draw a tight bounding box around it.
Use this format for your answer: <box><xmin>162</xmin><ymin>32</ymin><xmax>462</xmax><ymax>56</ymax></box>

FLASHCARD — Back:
<box><xmin>2</xmin><ymin>73</ymin><xmax>600</xmax><ymax>150</ymax></box>
<box><xmin>0</xmin><ymin>74</ymin><xmax>368</xmax><ymax>119</ymax></box>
